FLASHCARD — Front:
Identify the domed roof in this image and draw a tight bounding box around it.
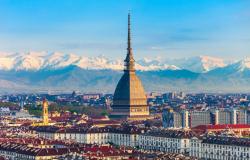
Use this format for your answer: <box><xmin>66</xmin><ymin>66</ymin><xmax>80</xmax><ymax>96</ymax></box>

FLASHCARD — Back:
<box><xmin>113</xmin><ymin>72</ymin><xmax>147</xmax><ymax>106</ymax></box>
<box><xmin>111</xmin><ymin>13</ymin><xmax>149</xmax><ymax>120</ymax></box>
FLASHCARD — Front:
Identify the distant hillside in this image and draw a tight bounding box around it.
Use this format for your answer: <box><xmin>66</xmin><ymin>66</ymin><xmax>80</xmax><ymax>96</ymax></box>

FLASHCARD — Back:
<box><xmin>0</xmin><ymin>65</ymin><xmax>250</xmax><ymax>93</ymax></box>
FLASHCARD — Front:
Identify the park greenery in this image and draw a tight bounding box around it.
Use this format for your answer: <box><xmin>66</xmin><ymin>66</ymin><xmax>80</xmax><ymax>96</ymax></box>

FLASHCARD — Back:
<box><xmin>24</xmin><ymin>102</ymin><xmax>108</xmax><ymax>117</ymax></box>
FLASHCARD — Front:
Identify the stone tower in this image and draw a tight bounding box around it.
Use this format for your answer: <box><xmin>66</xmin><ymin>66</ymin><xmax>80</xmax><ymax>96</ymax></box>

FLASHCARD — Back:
<box><xmin>42</xmin><ymin>99</ymin><xmax>49</xmax><ymax>125</ymax></box>
<box><xmin>110</xmin><ymin>13</ymin><xmax>149</xmax><ymax>120</ymax></box>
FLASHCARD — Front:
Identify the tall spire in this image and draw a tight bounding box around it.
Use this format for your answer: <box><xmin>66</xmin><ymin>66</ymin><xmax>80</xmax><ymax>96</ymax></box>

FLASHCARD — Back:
<box><xmin>125</xmin><ymin>12</ymin><xmax>135</xmax><ymax>72</ymax></box>
<box><xmin>128</xmin><ymin>12</ymin><xmax>131</xmax><ymax>51</ymax></box>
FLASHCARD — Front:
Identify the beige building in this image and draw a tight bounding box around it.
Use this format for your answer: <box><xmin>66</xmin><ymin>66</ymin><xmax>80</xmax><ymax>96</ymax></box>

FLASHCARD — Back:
<box><xmin>110</xmin><ymin>14</ymin><xmax>149</xmax><ymax>121</ymax></box>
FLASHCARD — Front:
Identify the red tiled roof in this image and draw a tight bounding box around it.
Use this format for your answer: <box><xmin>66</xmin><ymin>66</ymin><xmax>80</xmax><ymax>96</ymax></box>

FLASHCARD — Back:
<box><xmin>0</xmin><ymin>142</ymin><xmax>81</xmax><ymax>156</ymax></box>
<box><xmin>82</xmin><ymin>145</ymin><xmax>128</xmax><ymax>158</ymax></box>
<box><xmin>0</xmin><ymin>156</ymin><xmax>6</xmax><ymax>160</ymax></box>
<box><xmin>90</xmin><ymin>120</ymin><xmax>121</xmax><ymax>125</ymax></box>
<box><xmin>193</xmin><ymin>124</ymin><xmax>250</xmax><ymax>130</ymax></box>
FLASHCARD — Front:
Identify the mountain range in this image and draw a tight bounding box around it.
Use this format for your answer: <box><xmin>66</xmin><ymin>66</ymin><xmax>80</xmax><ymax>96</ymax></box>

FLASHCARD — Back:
<box><xmin>0</xmin><ymin>52</ymin><xmax>249</xmax><ymax>93</ymax></box>
<box><xmin>0</xmin><ymin>52</ymin><xmax>229</xmax><ymax>72</ymax></box>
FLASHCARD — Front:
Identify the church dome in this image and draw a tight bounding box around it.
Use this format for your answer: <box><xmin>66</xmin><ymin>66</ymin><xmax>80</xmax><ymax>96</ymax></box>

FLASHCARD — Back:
<box><xmin>113</xmin><ymin>72</ymin><xmax>147</xmax><ymax>106</ymax></box>
<box><xmin>110</xmin><ymin>13</ymin><xmax>149</xmax><ymax>120</ymax></box>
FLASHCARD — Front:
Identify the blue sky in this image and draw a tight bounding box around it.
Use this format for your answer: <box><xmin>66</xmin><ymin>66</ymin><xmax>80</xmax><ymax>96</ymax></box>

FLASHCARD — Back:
<box><xmin>0</xmin><ymin>0</ymin><xmax>250</xmax><ymax>60</ymax></box>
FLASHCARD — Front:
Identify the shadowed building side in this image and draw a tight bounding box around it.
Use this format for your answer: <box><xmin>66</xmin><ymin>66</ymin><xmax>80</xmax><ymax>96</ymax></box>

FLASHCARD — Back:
<box><xmin>110</xmin><ymin>13</ymin><xmax>150</xmax><ymax>120</ymax></box>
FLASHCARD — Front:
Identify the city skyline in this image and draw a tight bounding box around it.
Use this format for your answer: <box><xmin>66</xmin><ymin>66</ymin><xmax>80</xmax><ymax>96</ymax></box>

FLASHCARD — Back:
<box><xmin>0</xmin><ymin>1</ymin><xmax>250</xmax><ymax>160</ymax></box>
<box><xmin>0</xmin><ymin>0</ymin><xmax>250</xmax><ymax>60</ymax></box>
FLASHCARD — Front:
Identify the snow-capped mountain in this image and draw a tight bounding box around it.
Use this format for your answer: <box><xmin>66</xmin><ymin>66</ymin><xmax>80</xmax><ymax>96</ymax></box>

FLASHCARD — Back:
<box><xmin>0</xmin><ymin>52</ymin><xmax>180</xmax><ymax>71</ymax></box>
<box><xmin>0</xmin><ymin>52</ymin><xmax>250</xmax><ymax>93</ymax></box>
<box><xmin>136</xmin><ymin>58</ymin><xmax>180</xmax><ymax>71</ymax></box>
<box><xmin>226</xmin><ymin>58</ymin><xmax>250</xmax><ymax>72</ymax></box>
<box><xmin>166</xmin><ymin>56</ymin><xmax>226</xmax><ymax>73</ymax></box>
<box><xmin>206</xmin><ymin>58</ymin><xmax>250</xmax><ymax>77</ymax></box>
<box><xmin>0</xmin><ymin>52</ymin><xmax>248</xmax><ymax>74</ymax></box>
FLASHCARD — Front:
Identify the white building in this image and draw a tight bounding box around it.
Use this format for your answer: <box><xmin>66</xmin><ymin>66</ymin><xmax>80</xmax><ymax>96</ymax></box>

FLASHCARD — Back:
<box><xmin>34</xmin><ymin>125</ymin><xmax>250</xmax><ymax>159</ymax></box>
<box><xmin>0</xmin><ymin>107</ymin><xmax>11</xmax><ymax>116</ymax></box>
<box><xmin>190</xmin><ymin>135</ymin><xmax>250</xmax><ymax>160</ymax></box>
<box><xmin>34</xmin><ymin>126</ymin><xmax>195</xmax><ymax>155</ymax></box>
<box><xmin>35</xmin><ymin>126</ymin><xmax>142</xmax><ymax>148</ymax></box>
<box><xmin>138</xmin><ymin>129</ymin><xmax>194</xmax><ymax>154</ymax></box>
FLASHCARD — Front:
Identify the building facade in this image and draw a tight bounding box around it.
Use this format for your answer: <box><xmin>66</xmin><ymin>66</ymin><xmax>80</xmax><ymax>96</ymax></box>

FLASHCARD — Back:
<box><xmin>162</xmin><ymin>108</ymin><xmax>182</xmax><ymax>128</ymax></box>
<box><xmin>189</xmin><ymin>136</ymin><xmax>250</xmax><ymax>160</ymax></box>
<box><xmin>35</xmin><ymin>126</ymin><xmax>141</xmax><ymax>148</ymax></box>
<box><xmin>110</xmin><ymin>14</ymin><xmax>149</xmax><ymax>120</ymax></box>
<box><xmin>162</xmin><ymin>109</ymin><xmax>248</xmax><ymax>129</ymax></box>
<box><xmin>138</xmin><ymin>129</ymin><xmax>194</xmax><ymax>154</ymax></box>
<box><xmin>218</xmin><ymin>110</ymin><xmax>236</xmax><ymax>124</ymax></box>
<box><xmin>190</xmin><ymin>111</ymin><xmax>213</xmax><ymax>128</ymax></box>
<box><xmin>33</xmin><ymin>125</ymin><xmax>250</xmax><ymax>159</ymax></box>
<box><xmin>162</xmin><ymin>109</ymin><xmax>189</xmax><ymax>129</ymax></box>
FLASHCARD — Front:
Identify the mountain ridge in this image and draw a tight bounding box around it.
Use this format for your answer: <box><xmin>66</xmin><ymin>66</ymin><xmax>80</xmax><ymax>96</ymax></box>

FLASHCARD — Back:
<box><xmin>1</xmin><ymin>52</ymin><xmax>247</xmax><ymax>72</ymax></box>
<box><xmin>0</xmin><ymin>65</ymin><xmax>249</xmax><ymax>93</ymax></box>
<box><xmin>0</xmin><ymin>52</ymin><xmax>250</xmax><ymax>93</ymax></box>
